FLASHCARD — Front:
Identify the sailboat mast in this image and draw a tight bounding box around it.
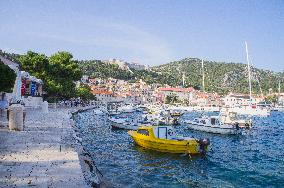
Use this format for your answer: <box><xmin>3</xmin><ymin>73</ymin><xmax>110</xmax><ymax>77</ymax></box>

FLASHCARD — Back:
<box><xmin>245</xmin><ymin>42</ymin><xmax>252</xmax><ymax>100</ymax></box>
<box><xmin>278</xmin><ymin>79</ymin><xmax>281</xmax><ymax>94</ymax></box>
<box><xmin>201</xmin><ymin>59</ymin><xmax>205</xmax><ymax>92</ymax></box>
<box><xmin>182</xmin><ymin>72</ymin><xmax>185</xmax><ymax>88</ymax></box>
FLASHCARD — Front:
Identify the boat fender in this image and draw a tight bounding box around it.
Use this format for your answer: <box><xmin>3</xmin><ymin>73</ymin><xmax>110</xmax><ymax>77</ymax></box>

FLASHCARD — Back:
<box><xmin>245</xmin><ymin>123</ymin><xmax>250</xmax><ymax>129</ymax></box>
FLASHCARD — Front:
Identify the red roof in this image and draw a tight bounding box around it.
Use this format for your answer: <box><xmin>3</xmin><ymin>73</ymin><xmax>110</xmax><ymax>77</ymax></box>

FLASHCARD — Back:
<box><xmin>159</xmin><ymin>87</ymin><xmax>194</xmax><ymax>92</ymax></box>
<box><xmin>92</xmin><ymin>90</ymin><xmax>113</xmax><ymax>95</ymax></box>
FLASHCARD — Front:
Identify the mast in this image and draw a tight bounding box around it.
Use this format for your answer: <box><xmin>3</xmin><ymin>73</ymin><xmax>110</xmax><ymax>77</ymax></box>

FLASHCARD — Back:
<box><xmin>278</xmin><ymin>79</ymin><xmax>281</xmax><ymax>103</ymax></box>
<box><xmin>182</xmin><ymin>72</ymin><xmax>185</xmax><ymax>88</ymax></box>
<box><xmin>278</xmin><ymin>79</ymin><xmax>281</xmax><ymax>95</ymax></box>
<box><xmin>245</xmin><ymin>41</ymin><xmax>252</xmax><ymax>100</ymax></box>
<box><xmin>201</xmin><ymin>59</ymin><xmax>205</xmax><ymax>92</ymax></box>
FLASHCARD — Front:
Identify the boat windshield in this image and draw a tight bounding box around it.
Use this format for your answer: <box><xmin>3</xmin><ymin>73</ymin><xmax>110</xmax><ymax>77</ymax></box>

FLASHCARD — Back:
<box><xmin>137</xmin><ymin>129</ymin><xmax>149</xmax><ymax>136</ymax></box>
<box><xmin>211</xmin><ymin>118</ymin><xmax>216</xmax><ymax>125</ymax></box>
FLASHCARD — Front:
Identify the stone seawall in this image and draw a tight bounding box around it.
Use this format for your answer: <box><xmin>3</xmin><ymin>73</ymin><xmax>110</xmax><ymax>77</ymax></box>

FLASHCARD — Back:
<box><xmin>0</xmin><ymin>108</ymin><xmax>90</xmax><ymax>187</ymax></box>
<box><xmin>70</xmin><ymin>107</ymin><xmax>105</xmax><ymax>188</ymax></box>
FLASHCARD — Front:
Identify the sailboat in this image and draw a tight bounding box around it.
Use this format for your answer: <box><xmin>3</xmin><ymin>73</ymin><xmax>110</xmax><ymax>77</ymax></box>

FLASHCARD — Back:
<box><xmin>192</xmin><ymin>59</ymin><xmax>221</xmax><ymax>112</ymax></box>
<box><xmin>272</xmin><ymin>80</ymin><xmax>284</xmax><ymax>111</ymax></box>
<box><xmin>221</xmin><ymin>42</ymin><xmax>270</xmax><ymax>116</ymax></box>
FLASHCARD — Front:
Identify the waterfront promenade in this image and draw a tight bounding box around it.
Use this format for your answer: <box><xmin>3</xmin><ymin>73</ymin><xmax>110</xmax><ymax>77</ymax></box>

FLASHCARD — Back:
<box><xmin>0</xmin><ymin>108</ymin><xmax>89</xmax><ymax>187</ymax></box>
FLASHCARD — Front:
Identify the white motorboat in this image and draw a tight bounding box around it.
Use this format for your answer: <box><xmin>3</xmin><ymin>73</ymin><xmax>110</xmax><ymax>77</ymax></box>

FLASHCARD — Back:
<box><xmin>182</xmin><ymin>116</ymin><xmax>241</xmax><ymax>134</ymax></box>
<box><xmin>108</xmin><ymin>117</ymin><xmax>139</xmax><ymax>130</ymax></box>
<box><xmin>271</xmin><ymin>106</ymin><xmax>284</xmax><ymax>112</ymax></box>
<box><xmin>93</xmin><ymin>109</ymin><xmax>104</xmax><ymax>115</ymax></box>
<box><xmin>112</xmin><ymin>122</ymin><xmax>139</xmax><ymax>130</ymax></box>
<box><xmin>108</xmin><ymin>109</ymin><xmax>121</xmax><ymax>116</ymax></box>
<box><xmin>193</xmin><ymin>106</ymin><xmax>220</xmax><ymax>112</ymax></box>
<box><xmin>117</xmin><ymin>104</ymin><xmax>136</xmax><ymax>113</ymax></box>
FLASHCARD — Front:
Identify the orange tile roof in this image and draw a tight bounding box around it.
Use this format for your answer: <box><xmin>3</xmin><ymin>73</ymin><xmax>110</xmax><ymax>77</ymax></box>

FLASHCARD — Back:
<box><xmin>91</xmin><ymin>90</ymin><xmax>113</xmax><ymax>95</ymax></box>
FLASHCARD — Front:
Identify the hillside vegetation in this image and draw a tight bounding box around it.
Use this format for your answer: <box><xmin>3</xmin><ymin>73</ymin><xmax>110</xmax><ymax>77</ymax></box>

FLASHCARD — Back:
<box><xmin>1</xmin><ymin>49</ymin><xmax>283</xmax><ymax>95</ymax></box>
<box><xmin>79</xmin><ymin>58</ymin><xmax>283</xmax><ymax>95</ymax></box>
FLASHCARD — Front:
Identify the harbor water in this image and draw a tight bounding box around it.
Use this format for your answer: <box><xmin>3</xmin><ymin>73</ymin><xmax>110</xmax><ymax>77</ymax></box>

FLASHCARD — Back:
<box><xmin>73</xmin><ymin>110</ymin><xmax>284</xmax><ymax>187</ymax></box>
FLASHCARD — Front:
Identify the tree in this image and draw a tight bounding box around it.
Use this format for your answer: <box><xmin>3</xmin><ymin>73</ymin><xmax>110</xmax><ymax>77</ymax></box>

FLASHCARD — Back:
<box><xmin>0</xmin><ymin>61</ymin><xmax>16</xmax><ymax>92</ymax></box>
<box><xmin>18</xmin><ymin>51</ymin><xmax>49</xmax><ymax>80</ymax></box>
<box><xmin>165</xmin><ymin>94</ymin><xmax>179</xmax><ymax>104</ymax></box>
<box><xmin>76</xmin><ymin>85</ymin><xmax>95</xmax><ymax>100</ymax></box>
<box><xmin>265</xmin><ymin>95</ymin><xmax>278</xmax><ymax>105</ymax></box>
<box><xmin>18</xmin><ymin>51</ymin><xmax>83</xmax><ymax>101</ymax></box>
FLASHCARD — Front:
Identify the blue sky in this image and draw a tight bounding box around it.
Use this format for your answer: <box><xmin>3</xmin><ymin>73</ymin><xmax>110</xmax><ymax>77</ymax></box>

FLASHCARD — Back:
<box><xmin>0</xmin><ymin>0</ymin><xmax>283</xmax><ymax>71</ymax></box>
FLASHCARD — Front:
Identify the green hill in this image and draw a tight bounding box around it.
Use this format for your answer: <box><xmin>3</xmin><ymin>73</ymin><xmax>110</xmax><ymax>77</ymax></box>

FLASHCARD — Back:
<box><xmin>79</xmin><ymin>58</ymin><xmax>283</xmax><ymax>95</ymax></box>
<box><xmin>152</xmin><ymin>58</ymin><xmax>283</xmax><ymax>95</ymax></box>
<box><xmin>1</xmin><ymin>49</ymin><xmax>282</xmax><ymax>95</ymax></box>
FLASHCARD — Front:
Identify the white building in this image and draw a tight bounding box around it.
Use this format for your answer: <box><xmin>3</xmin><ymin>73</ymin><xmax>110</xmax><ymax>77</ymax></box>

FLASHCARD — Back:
<box><xmin>126</xmin><ymin>62</ymin><xmax>149</xmax><ymax>70</ymax></box>
<box><xmin>222</xmin><ymin>93</ymin><xmax>260</xmax><ymax>107</ymax></box>
<box><xmin>104</xmin><ymin>58</ymin><xmax>130</xmax><ymax>71</ymax></box>
<box><xmin>158</xmin><ymin>87</ymin><xmax>195</xmax><ymax>103</ymax></box>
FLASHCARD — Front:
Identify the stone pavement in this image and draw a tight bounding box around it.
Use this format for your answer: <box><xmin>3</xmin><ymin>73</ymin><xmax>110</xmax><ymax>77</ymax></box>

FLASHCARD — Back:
<box><xmin>0</xmin><ymin>108</ymin><xmax>89</xmax><ymax>187</ymax></box>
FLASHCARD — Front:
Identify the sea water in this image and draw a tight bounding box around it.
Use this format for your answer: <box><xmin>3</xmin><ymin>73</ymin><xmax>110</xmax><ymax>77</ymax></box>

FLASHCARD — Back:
<box><xmin>74</xmin><ymin>111</ymin><xmax>284</xmax><ymax>187</ymax></box>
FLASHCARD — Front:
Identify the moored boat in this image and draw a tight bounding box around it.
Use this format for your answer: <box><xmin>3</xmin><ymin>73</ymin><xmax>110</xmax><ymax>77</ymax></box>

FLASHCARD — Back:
<box><xmin>182</xmin><ymin>116</ymin><xmax>242</xmax><ymax>134</ymax></box>
<box><xmin>112</xmin><ymin>122</ymin><xmax>139</xmax><ymax>130</ymax></box>
<box><xmin>93</xmin><ymin>109</ymin><xmax>104</xmax><ymax>115</ymax></box>
<box><xmin>108</xmin><ymin>117</ymin><xmax>140</xmax><ymax>130</ymax></box>
<box><xmin>128</xmin><ymin>126</ymin><xmax>210</xmax><ymax>154</ymax></box>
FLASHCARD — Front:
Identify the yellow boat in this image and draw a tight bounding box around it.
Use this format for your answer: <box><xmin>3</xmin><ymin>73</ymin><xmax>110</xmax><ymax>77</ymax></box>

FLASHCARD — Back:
<box><xmin>128</xmin><ymin>126</ymin><xmax>210</xmax><ymax>154</ymax></box>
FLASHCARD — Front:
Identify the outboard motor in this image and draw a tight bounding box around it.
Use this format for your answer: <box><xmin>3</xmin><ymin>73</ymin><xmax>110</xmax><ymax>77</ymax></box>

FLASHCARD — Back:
<box><xmin>245</xmin><ymin>122</ymin><xmax>251</xmax><ymax>129</ymax></box>
<box><xmin>234</xmin><ymin>122</ymin><xmax>240</xmax><ymax>130</ymax></box>
<box><xmin>198</xmin><ymin>138</ymin><xmax>210</xmax><ymax>154</ymax></box>
<box><xmin>173</xmin><ymin>118</ymin><xmax>179</xmax><ymax>125</ymax></box>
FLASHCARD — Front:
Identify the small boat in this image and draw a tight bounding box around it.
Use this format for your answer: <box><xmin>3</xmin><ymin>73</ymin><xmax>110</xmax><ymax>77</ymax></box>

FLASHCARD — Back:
<box><xmin>112</xmin><ymin>122</ymin><xmax>139</xmax><ymax>130</ymax></box>
<box><xmin>182</xmin><ymin>116</ymin><xmax>242</xmax><ymax>134</ymax></box>
<box><xmin>93</xmin><ymin>109</ymin><xmax>104</xmax><ymax>115</ymax></box>
<box><xmin>108</xmin><ymin>117</ymin><xmax>139</xmax><ymax>130</ymax></box>
<box><xmin>117</xmin><ymin>104</ymin><xmax>135</xmax><ymax>113</ymax></box>
<box><xmin>271</xmin><ymin>106</ymin><xmax>284</xmax><ymax>112</ymax></box>
<box><xmin>128</xmin><ymin>126</ymin><xmax>210</xmax><ymax>154</ymax></box>
<box><xmin>193</xmin><ymin>106</ymin><xmax>220</xmax><ymax>112</ymax></box>
<box><xmin>108</xmin><ymin>109</ymin><xmax>121</xmax><ymax>116</ymax></box>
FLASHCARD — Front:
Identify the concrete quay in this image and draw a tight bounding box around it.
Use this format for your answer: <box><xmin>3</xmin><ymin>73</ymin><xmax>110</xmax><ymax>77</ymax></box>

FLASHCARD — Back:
<box><xmin>0</xmin><ymin>108</ymin><xmax>90</xmax><ymax>188</ymax></box>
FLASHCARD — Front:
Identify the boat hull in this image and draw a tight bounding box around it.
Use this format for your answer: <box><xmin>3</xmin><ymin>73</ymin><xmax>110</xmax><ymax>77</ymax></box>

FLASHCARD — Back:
<box><xmin>128</xmin><ymin>131</ymin><xmax>201</xmax><ymax>154</ymax></box>
<box><xmin>185</xmin><ymin>122</ymin><xmax>239</xmax><ymax>134</ymax></box>
<box><xmin>111</xmin><ymin>122</ymin><xmax>138</xmax><ymax>130</ymax></box>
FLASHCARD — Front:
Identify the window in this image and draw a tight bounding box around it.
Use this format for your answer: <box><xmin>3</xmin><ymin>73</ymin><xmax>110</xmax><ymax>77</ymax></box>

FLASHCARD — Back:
<box><xmin>137</xmin><ymin>129</ymin><xmax>149</xmax><ymax>136</ymax></box>
<box><xmin>211</xmin><ymin>118</ymin><xmax>216</xmax><ymax>125</ymax></box>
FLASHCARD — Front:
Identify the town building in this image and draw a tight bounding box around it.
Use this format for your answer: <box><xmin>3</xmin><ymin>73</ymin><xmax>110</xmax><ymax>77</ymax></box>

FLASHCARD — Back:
<box><xmin>126</xmin><ymin>62</ymin><xmax>149</xmax><ymax>70</ymax></box>
<box><xmin>158</xmin><ymin>87</ymin><xmax>195</xmax><ymax>104</ymax></box>
<box><xmin>104</xmin><ymin>58</ymin><xmax>130</xmax><ymax>71</ymax></box>
<box><xmin>222</xmin><ymin>93</ymin><xmax>263</xmax><ymax>107</ymax></box>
